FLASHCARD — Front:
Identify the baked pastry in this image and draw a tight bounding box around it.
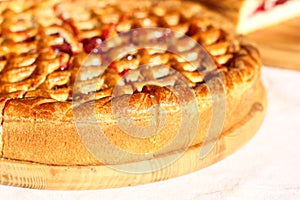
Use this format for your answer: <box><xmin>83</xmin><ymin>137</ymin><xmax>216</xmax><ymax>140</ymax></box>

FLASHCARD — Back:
<box><xmin>0</xmin><ymin>0</ymin><xmax>264</xmax><ymax>166</ymax></box>
<box><xmin>198</xmin><ymin>0</ymin><xmax>300</xmax><ymax>33</ymax></box>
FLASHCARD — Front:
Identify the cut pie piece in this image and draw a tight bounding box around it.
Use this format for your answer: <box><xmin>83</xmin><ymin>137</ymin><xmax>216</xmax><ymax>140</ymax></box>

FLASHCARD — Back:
<box><xmin>198</xmin><ymin>0</ymin><xmax>300</xmax><ymax>33</ymax></box>
<box><xmin>0</xmin><ymin>0</ymin><xmax>266</xmax><ymax>166</ymax></box>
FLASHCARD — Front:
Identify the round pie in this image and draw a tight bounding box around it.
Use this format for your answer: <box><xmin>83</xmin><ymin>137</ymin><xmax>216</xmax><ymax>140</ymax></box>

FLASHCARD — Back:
<box><xmin>0</xmin><ymin>0</ymin><xmax>265</xmax><ymax>166</ymax></box>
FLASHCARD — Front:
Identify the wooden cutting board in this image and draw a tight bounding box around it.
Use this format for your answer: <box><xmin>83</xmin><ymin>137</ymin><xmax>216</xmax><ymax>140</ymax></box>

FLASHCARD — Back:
<box><xmin>247</xmin><ymin>17</ymin><xmax>300</xmax><ymax>70</ymax></box>
<box><xmin>0</xmin><ymin>82</ymin><xmax>267</xmax><ymax>190</ymax></box>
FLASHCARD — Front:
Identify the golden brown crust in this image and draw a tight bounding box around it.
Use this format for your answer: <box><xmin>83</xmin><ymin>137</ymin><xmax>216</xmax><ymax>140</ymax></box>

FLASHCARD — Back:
<box><xmin>0</xmin><ymin>0</ymin><xmax>264</xmax><ymax>165</ymax></box>
<box><xmin>1</xmin><ymin>43</ymin><xmax>261</xmax><ymax>165</ymax></box>
<box><xmin>1</xmin><ymin>69</ymin><xmax>261</xmax><ymax>166</ymax></box>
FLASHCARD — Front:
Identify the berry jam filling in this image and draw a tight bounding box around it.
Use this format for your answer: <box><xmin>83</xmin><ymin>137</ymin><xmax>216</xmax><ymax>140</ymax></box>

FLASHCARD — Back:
<box><xmin>107</xmin><ymin>62</ymin><xmax>130</xmax><ymax>77</ymax></box>
<box><xmin>119</xmin><ymin>13</ymin><xmax>130</xmax><ymax>22</ymax></box>
<box><xmin>0</xmin><ymin>55</ymin><xmax>6</xmax><ymax>61</ymax></box>
<box><xmin>24</xmin><ymin>36</ymin><xmax>36</xmax><ymax>43</ymax></box>
<box><xmin>119</xmin><ymin>69</ymin><xmax>129</xmax><ymax>77</ymax></box>
<box><xmin>51</xmin><ymin>42</ymin><xmax>73</xmax><ymax>55</ymax></box>
<box><xmin>81</xmin><ymin>36</ymin><xmax>103</xmax><ymax>54</ymax></box>
<box><xmin>101</xmin><ymin>23</ymin><xmax>116</xmax><ymax>40</ymax></box>
<box><xmin>53</xmin><ymin>84</ymin><xmax>69</xmax><ymax>90</ymax></box>
<box><xmin>252</xmin><ymin>0</ymin><xmax>289</xmax><ymax>15</ymax></box>
<box><xmin>51</xmin><ymin>42</ymin><xmax>73</xmax><ymax>70</ymax></box>
<box><xmin>186</xmin><ymin>23</ymin><xmax>199</xmax><ymax>36</ymax></box>
<box><xmin>108</xmin><ymin>61</ymin><xmax>118</xmax><ymax>72</ymax></box>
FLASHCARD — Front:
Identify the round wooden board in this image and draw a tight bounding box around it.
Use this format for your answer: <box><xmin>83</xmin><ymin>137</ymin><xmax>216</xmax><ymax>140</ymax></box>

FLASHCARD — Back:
<box><xmin>0</xmin><ymin>84</ymin><xmax>267</xmax><ymax>190</ymax></box>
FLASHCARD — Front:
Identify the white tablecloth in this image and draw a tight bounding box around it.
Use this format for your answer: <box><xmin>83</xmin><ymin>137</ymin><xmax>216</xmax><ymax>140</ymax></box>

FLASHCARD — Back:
<box><xmin>1</xmin><ymin>67</ymin><xmax>300</xmax><ymax>200</ymax></box>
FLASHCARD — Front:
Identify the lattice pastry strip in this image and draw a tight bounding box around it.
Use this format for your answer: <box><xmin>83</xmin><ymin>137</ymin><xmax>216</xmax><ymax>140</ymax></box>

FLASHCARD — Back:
<box><xmin>24</xmin><ymin>88</ymin><xmax>71</xmax><ymax>102</ymax></box>
<box><xmin>5</xmin><ymin>28</ymin><xmax>38</xmax><ymax>43</ymax></box>
<box><xmin>37</xmin><ymin>52</ymin><xmax>70</xmax><ymax>74</ymax></box>
<box><xmin>0</xmin><ymin>75</ymin><xmax>46</xmax><ymax>94</ymax></box>
<box><xmin>0</xmin><ymin>64</ymin><xmax>36</xmax><ymax>83</ymax></box>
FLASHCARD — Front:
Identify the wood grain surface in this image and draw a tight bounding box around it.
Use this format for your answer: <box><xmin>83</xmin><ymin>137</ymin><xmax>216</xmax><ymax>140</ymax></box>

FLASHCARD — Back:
<box><xmin>248</xmin><ymin>17</ymin><xmax>300</xmax><ymax>70</ymax></box>
<box><xmin>0</xmin><ymin>81</ymin><xmax>267</xmax><ymax>190</ymax></box>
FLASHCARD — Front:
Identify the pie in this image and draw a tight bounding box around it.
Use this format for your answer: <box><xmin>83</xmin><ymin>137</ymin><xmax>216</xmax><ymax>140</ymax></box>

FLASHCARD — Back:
<box><xmin>0</xmin><ymin>0</ymin><xmax>265</xmax><ymax>166</ymax></box>
<box><xmin>198</xmin><ymin>0</ymin><xmax>300</xmax><ymax>33</ymax></box>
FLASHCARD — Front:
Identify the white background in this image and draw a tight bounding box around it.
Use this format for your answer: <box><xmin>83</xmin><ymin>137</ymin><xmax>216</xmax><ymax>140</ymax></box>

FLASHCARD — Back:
<box><xmin>0</xmin><ymin>66</ymin><xmax>300</xmax><ymax>199</ymax></box>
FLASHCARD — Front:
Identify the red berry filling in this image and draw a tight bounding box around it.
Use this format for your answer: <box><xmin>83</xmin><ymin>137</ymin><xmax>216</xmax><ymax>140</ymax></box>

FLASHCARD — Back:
<box><xmin>119</xmin><ymin>13</ymin><xmax>130</xmax><ymax>22</ymax></box>
<box><xmin>51</xmin><ymin>42</ymin><xmax>73</xmax><ymax>55</ymax></box>
<box><xmin>80</xmin><ymin>24</ymin><xmax>117</xmax><ymax>54</ymax></box>
<box><xmin>274</xmin><ymin>0</ymin><xmax>289</xmax><ymax>6</ymax></box>
<box><xmin>81</xmin><ymin>36</ymin><xmax>103</xmax><ymax>54</ymax></box>
<box><xmin>119</xmin><ymin>69</ymin><xmax>129</xmax><ymax>77</ymax></box>
<box><xmin>108</xmin><ymin>61</ymin><xmax>118</xmax><ymax>72</ymax></box>
<box><xmin>186</xmin><ymin>23</ymin><xmax>199</xmax><ymax>36</ymax></box>
<box><xmin>253</xmin><ymin>0</ymin><xmax>289</xmax><ymax>15</ymax></box>
<box><xmin>51</xmin><ymin>42</ymin><xmax>73</xmax><ymax>71</ymax></box>
<box><xmin>108</xmin><ymin>62</ymin><xmax>130</xmax><ymax>77</ymax></box>
<box><xmin>24</xmin><ymin>36</ymin><xmax>36</xmax><ymax>43</ymax></box>
<box><xmin>101</xmin><ymin>23</ymin><xmax>116</xmax><ymax>40</ymax></box>
<box><xmin>0</xmin><ymin>55</ymin><xmax>6</xmax><ymax>61</ymax></box>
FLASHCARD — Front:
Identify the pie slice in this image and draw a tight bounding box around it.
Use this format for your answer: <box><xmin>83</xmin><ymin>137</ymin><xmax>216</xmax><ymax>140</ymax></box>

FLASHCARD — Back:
<box><xmin>198</xmin><ymin>0</ymin><xmax>300</xmax><ymax>33</ymax></box>
<box><xmin>0</xmin><ymin>0</ymin><xmax>266</xmax><ymax>166</ymax></box>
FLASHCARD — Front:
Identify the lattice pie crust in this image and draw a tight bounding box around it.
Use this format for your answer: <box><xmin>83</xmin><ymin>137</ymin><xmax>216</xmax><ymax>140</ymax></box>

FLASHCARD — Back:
<box><xmin>0</xmin><ymin>0</ymin><xmax>263</xmax><ymax>165</ymax></box>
